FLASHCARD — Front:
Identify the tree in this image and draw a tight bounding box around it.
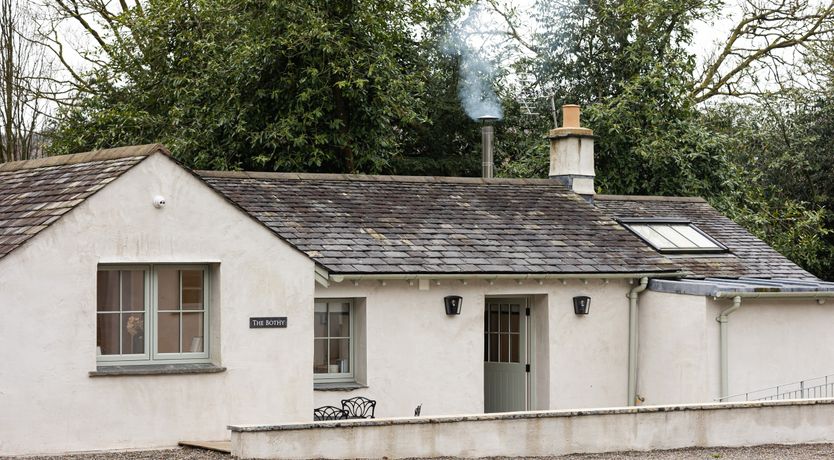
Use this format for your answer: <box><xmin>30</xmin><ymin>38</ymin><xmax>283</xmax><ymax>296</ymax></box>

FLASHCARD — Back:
<box><xmin>0</xmin><ymin>0</ymin><xmax>54</xmax><ymax>162</ymax></box>
<box><xmin>703</xmin><ymin>92</ymin><xmax>834</xmax><ymax>278</ymax></box>
<box><xmin>45</xmin><ymin>0</ymin><xmax>471</xmax><ymax>173</ymax></box>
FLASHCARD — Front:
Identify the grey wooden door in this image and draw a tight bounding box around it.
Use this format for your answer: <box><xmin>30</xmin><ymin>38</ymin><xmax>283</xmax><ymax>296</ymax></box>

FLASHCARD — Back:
<box><xmin>484</xmin><ymin>298</ymin><xmax>528</xmax><ymax>413</ymax></box>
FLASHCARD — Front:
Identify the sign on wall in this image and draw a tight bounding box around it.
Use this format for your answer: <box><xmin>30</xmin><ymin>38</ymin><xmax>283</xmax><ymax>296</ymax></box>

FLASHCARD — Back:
<box><xmin>249</xmin><ymin>317</ymin><xmax>287</xmax><ymax>328</ymax></box>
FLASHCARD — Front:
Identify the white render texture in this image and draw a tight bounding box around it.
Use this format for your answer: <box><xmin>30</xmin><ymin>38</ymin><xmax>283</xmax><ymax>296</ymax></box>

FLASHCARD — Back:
<box><xmin>231</xmin><ymin>399</ymin><xmax>834</xmax><ymax>459</ymax></box>
<box><xmin>313</xmin><ymin>279</ymin><xmax>632</xmax><ymax>415</ymax></box>
<box><xmin>0</xmin><ymin>153</ymin><xmax>315</xmax><ymax>456</ymax></box>
<box><xmin>716</xmin><ymin>297</ymin><xmax>834</xmax><ymax>397</ymax></box>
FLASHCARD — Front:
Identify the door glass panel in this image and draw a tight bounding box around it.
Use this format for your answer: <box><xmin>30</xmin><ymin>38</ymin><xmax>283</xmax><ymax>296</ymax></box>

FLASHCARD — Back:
<box><xmin>97</xmin><ymin>271</ymin><xmax>120</xmax><ymax>311</ymax></box>
<box><xmin>157</xmin><ymin>268</ymin><xmax>180</xmax><ymax>310</ymax></box>
<box><xmin>489</xmin><ymin>334</ymin><xmax>498</xmax><ymax>361</ymax></box>
<box><xmin>510</xmin><ymin>306</ymin><xmax>520</xmax><ymax>333</ymax></box>
<box><xmin>499</xmin><ymin>333</ymin><xmax>509</xmax><ymax>362</ymax></box>
<box><xmin>500</xmin><ymin>304</ymin><xmax>509</xmax><ymax>332</ymax></box>
<box><xmin>157</xmin><ymin>312</ymin><xmax>180</xmax><ymax>353</ymax></box>
<box><xmin>122</xmin><ymin>313</ymin><xmax>145</xmax><ymax>355</ymax></box>
<box><xmin>510</xmin><ymin>333</ymin><xmax>520</xmax><ymax>362</ymax></box>
<box><xmin>489</xmin><ymin>305</ymin><xmax>499</xmax><ymax>332</ymax></box>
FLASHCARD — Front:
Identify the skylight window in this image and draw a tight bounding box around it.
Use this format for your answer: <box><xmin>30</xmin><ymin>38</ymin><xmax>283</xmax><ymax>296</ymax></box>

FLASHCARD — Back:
<box><xmin>619</xmin><ymin>219</ymin><xmax>727</xmax><ymax>253</ymax></box>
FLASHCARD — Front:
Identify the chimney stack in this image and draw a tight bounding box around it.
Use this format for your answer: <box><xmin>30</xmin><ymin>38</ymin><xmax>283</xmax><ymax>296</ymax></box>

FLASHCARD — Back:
<box><xmin>548</xmin><ymin>104</ymin><xmax>595</xmax><ymax>198</ymax></box>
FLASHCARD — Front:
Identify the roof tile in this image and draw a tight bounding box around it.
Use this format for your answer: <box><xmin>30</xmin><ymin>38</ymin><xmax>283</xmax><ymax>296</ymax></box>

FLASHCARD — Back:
<box><xmin>200</xmin><ymin>173</ymin><xmax>681</xmax><ymax>275</ymax></box>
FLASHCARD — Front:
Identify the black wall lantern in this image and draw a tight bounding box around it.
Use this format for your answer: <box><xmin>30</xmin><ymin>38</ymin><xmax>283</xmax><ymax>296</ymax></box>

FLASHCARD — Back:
<box><xmin>573</xmin><ymin>296</ymin><xmax>591</xmax><ymax>315</ymax></box>
<box><xmin>444</xmin><ymin>295</ymin><xmax>463</xmax><ymax>315</ymax></box>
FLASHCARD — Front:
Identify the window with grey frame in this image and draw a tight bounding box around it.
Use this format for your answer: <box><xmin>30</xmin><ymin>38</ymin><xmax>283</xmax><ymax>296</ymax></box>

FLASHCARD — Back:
<box><xmin>619</xmin><ymin>219</ymin><xmax>727</xmax><ymax>254</ymax></box>
<box><xmin>313</xmin><ymin>299</ymin><xmax>353</xmax><ymax>382</ymax></box>
<box><xmin>96</xmin><ymin>265</ymin><xmax>210</xmax><ymax>365</ymax></box>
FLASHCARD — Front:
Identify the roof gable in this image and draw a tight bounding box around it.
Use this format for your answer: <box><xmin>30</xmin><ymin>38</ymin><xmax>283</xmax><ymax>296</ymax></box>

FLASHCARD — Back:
<box><xmin>199</xmin><ymin>171</ymin><xmax>682</xmax><ymax>275</ymax></box>
<box><xmin>0</xmin><ymin>144</ymin><xmax>165</xmax><ymax>261</ymax></box>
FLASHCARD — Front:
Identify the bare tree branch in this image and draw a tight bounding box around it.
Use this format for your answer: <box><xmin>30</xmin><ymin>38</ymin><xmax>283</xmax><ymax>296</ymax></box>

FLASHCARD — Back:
<box><xmin>693</xmin><ymin>0</ymin><xmax>834</xmax><ymax>102</ymax></box>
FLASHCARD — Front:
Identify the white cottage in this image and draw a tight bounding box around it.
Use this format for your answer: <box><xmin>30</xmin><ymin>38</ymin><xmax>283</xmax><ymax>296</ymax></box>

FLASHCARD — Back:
<box><xmin>2</xmin><ymin>107</ymin><xmax>834</xmax><ymax>456</ymax></box>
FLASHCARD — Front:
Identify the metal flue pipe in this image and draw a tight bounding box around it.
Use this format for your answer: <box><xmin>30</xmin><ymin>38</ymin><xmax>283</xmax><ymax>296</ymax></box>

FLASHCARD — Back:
<box><xmin>479</xmin><ymin>115</ymin><xmax>498</xmax><ymax>178</ymax></box>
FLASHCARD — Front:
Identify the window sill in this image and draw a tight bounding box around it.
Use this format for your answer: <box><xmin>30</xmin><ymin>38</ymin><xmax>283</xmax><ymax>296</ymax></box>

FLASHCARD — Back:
<box><xmin>89</xmin><ymin>363</ymin><xmax>226</xmax><ymax>377</ymax></box>
<box><xmin>314</xmin><ymin>382</ymin><xmax>367</xmax><ymax>391</ymax></box>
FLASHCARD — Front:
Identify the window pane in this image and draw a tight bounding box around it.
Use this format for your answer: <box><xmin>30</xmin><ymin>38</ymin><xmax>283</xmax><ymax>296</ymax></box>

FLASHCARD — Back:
<box><xmin>97</xmin><ymin>271</ymin><xmax>120</xmax><ymax>312</ymax></box>
<box><xmin>157</xmin><ymin>268</ymin><xmax>180</xmax><ymax>310</ymax></box>
<box><xmin>510</xmin><ymin>306</ymin><xmax>520</xmax><ymax>333</ymax></box>
<box><xmin>182</xmin><ymin>312</ymin><xmax>204</xmax><ymax>353</ymax></box>
<box><xmin>510</xmin><ymin>333</ymin><xmax>520</xmax><ymax>363</ymax></box>
<box><xmin>97</xmin><ymin>313</ymin><xmax>119</xmax><ymax>355</ymax></box>
<box><xmin>653</xmin><ymin>225</ymin><xmax>694</xmax><ymax>248</ymax></box>
<box><xmin>673</xmin><ymin>225</ymin><xmax>720</xmax><ymax>248</ymax></box>
<box><xmin>329</xmin><ymin>339</ymin><xmax>350</xmax><ymax>373</ymax></box>
<box><xmin>181</xmin><ymin>270</ymin><xmax>203</xmax><ymax>310</ymax></box>
<box><xmin>157</xmin><ymin>312</ymin><xmax>180</xmax><ymax>353</ymax></box>
<box><xmin>314</xmin><ymin>303</ymin><xmax>327</xmax><ymax>338</ymax></box>
<box><xmin>489</xmin><ymin>334</ymin><xmax>498</xmax><ymax>362</ymax></box>
<box><xmin>313</xmin><ymin>339</ymin><xmax>328</xmax><ymax>373</ymax></box>
<box><xmin>121</xmin><ymin>270</ymin><xmax>145</xmax><ymax>311</ymax></box>
<box><xmin>328</xmin><ymin>303</ymin><xmax>350</xmax><ymax>338</ymax></box>
<box><xmin>630</xmin><ymin>224</ymin><xmax>674</xmax><ymax>249</ymax></box>
<box><xmin>122</xmin><ymin>313</ymin><xmax>145</xmax><ymax>355</ymax></box>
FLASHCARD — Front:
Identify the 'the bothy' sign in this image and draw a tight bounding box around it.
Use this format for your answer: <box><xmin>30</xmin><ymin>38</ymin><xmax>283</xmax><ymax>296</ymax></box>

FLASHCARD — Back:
<box><xmin>249</xmin><ymin>317</ymin><xmax>287</xmax><ymax>328</ymax></box>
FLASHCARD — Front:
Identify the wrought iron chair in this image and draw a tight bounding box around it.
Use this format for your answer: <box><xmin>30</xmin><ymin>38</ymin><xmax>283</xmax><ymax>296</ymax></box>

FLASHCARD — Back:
<box><xmin>414</xmin><ymin>404</ymin><xmax>422</xmax><ymax>417</ymax></box>
<box><xmin>313</xmin><ymin>405</ymin><xmax>348</xmax><ymax>421</ymax></box>
<box><xmin>341</xmin><ymin>396</ymin><xmax>376</xmax><ymax>419</ymax></box>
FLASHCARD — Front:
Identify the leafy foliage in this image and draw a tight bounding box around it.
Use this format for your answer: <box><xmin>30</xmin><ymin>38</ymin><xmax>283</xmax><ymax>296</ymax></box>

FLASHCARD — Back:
<box><xmin>703</xmin><ymin>97</ymin><xmax>834</xmax><ymax>278</ymax></box>
<box><xmin>49</xmin><ymin>0</ymin><xmax>471</xmax><ymax>173</ymax></box>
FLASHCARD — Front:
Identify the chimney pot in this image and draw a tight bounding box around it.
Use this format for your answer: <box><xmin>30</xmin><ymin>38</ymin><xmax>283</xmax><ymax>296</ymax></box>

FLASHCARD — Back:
<box><xmin>562</xmin><ymin>104</ymin><xmax>581</xmax><ymax>128</ymax></box>
<box><xmin>547</xmin><ymin>104</ymin><xmax>595</xmax><ymax>199</ymax></box>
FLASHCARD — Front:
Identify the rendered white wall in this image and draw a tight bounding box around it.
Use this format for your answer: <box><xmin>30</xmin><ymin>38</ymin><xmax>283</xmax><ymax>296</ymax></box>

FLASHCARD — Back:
<box><xmin>313</xmin><ymin>279</ymin><xmax>635</xmax><ymax>416</ymax></box>
<box><xmin>715</xmin><ymin>297</ymin><xmax>834</xmax><ymax>398</ymax></box>
<box><xmin>231</xmin><ymin>399</ymin><xmax>834</xmax><ymax>459</ymax></box>
<box><xmin>0</xmin><ymin>153</ymin><xmax>316</xmax><ymax>456</ymax></box>
<box><xmin>638</xmin><ymin>292</ymin><xmax>834</xmax><ymax>405</ymax></box>
<box><xmin>637</xmin><ymin>291</ymin><xmax>716</xmax><ymax>405</ymax></box>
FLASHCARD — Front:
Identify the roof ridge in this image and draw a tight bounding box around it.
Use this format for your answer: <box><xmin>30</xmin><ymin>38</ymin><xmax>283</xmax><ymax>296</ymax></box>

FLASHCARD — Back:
<box><xmin>197</xmin><ymin>170</ymin><xmax>565</xmax><ymax>186</ymax></box>
<box><xmin>0</xmin><ymin>143</ymin><xmax>169</xmax><ymax>172</ymax></box>
<box><xmin>595</xmin><ymin>194</ymin><xmax>706</xmax><ymax>203</ymax></box>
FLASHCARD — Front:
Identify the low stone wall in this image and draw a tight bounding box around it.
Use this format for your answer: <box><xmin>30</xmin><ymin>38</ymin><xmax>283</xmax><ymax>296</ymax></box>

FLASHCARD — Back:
<box><xmin>229</xmin><ymin>399</ymin><xmax>834</xmax><ymax>459</ymax></box>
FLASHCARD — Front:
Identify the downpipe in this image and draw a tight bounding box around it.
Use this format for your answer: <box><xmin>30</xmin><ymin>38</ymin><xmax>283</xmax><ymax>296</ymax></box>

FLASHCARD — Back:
<box><xmin>628</xmin><ymin>277</ymin><xmax>648</xmax><ymax>406</ymax></box>
<box><xmin>717</xmin><ymin>296</ymin><xmax>742</xmax><ymax>399</ymax></box>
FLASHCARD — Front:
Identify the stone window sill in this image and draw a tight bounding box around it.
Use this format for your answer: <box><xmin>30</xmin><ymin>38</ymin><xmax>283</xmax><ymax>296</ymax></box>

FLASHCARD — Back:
<box><xmin>89</xmin><ymin>363</ymin><xmax>226</xmax><ymax>377</ymax></box>
<box><xmin>314</xmin><ymin>382</ymin><xmax>367</xmax><ymax>391</ymax></box>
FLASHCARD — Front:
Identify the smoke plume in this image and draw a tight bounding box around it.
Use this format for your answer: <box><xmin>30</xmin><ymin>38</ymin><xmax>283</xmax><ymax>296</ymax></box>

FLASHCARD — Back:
<box><xmin>443</xmin><ymin>4</ymin><xmax>504</xmax><ymax>121</ymax></box>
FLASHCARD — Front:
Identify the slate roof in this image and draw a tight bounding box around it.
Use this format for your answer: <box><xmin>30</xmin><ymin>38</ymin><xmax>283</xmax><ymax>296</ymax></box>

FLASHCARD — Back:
<box><xmin>0</xmin><ymin>145</ymin><xmax>163</xmax><ymax>260</ymax></box>
<box><xmin>198</xmin><ymin>171</ymin><xmax>682</xmax><ymax>275</ymax></box>
<box><xmin>594</xmin><ymin>195</ymin><xmax>814</xmax><ymax>279</ymax></box>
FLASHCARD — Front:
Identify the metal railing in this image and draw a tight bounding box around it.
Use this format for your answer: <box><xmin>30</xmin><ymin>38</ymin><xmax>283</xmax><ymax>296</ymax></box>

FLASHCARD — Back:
<box><xmin>719</xmin><ymin>374</ymin><xmax>834</xmax><ymax>402</ymax></box>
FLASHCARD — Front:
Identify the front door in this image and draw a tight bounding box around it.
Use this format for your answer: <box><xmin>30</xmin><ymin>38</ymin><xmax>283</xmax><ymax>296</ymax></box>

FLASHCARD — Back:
<box><xmin>484</xmin><ymin>298</ymin><xmax>528</xmax><ymax>413</ymax></box>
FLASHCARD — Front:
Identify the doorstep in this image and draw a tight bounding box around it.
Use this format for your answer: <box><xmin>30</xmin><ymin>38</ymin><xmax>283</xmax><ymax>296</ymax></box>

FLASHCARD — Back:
<box><xmin>178</xmin><ymin>440</ymin><xmax>231</xmax><ymax>454</ymax></box>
